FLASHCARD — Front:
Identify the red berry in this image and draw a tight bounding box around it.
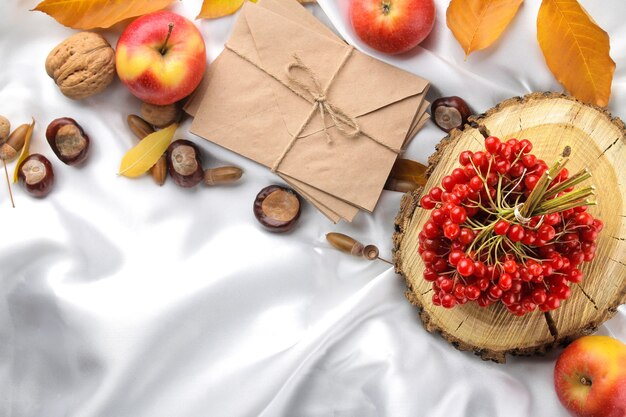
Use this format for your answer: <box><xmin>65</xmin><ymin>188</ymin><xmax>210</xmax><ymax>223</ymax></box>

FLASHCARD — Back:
<box><xmin>593</xmin><ymin>219</ymin><xmax>604</xmax><ymax>232</ymax></box>
<box><xmin>524</xmin><ymin>175</ymin><xmax>539</xmax><ymax>190</ymax></box>
<box><xmin>509</xmin><ymin>161</ymin><xmax>525</xmax><ymax>177</ymax></box>
<box><xmin>458</xmin><ymin>228</ymin><xmax>475</xmax><ymax>245</ymax></box>
<box><xmin>545</xmin><ymin>295</ymin><xmax>560</xmax><ymax>310</ymax></box>
<box><xmin>498</xmin><ymin>273</ymin><xmax>513</xmax><ymax>291</ymax></box>
<box><xmin>531</xmin><ymin>288</ymin><xmax>547</xmax><ymax>305</ymax></box>
<box><xmin>423</xmin><ymin>267</ymin><xmax>438</xmax><ymax>282</ymax></box>
<box><xmin>429</xmin><ymin>187</ymin><xmax>443</xmax><ymax>202</ymax></box>
<box><xmin>420</xmin><ymin>195</ymin><xmax>436</xmax><ymax>209</ymax></box>
<box><xmin>465</xmin><ymin>285</ymin><xmax>481</xmax><ymax>300</ymax></box>
<box><xmin>451</xmin><ymin>168</ymin><xmax>468</xmax><ymax>183</ymax></box>
<box><xmin>581</xmin><ymin>228</ymin><xmax>599</xmax><ymax>242</ymax></box>
<box><xmin>521</xmin><ymin>154</ymin><xmax>537</xmax><ymax>168</ymax></box>
<box><xmin>431</xmin><ymin>209</ymin><xmax>447</xmax><ymax>225</ymax></box>
<box><xmin>519</xmin><ymin>139</ymin><xmax>533</xmax><ymax>153</ymax></box>
<box><xmin>438</xmin><ymin>277</ymin><xmax>454</xmax><ymax>293</ymax></box>
<box><xmin>538</xmin><ymin>224</ymin><xmax>556</xmax><ymax>242</ymax></box>
<box><xmin>494</xmin><ymin>220</ymin><xmax>510</xmax><ymax>235</ymax></box>
<box><xmin>432</xmin><ymin>258</ymin><xmax>448</xmax><ymax>273</ymax></box>
<box><xmin>450</xmin><ymin>206</ymin><xmax>467</xmax><ymax>224</ymax></box>
<box><xmin>421</xmin><ymin>250</ymin><xmax>436</xmax><ymax>264</ymax></box>
<box><xmin>469</xmin><ymin>176</ymin><xmax>483</xmax><ymax>191</ymax></box>
<box><xmin>459</xmin><ymin>150</ymin><xmax>473</xmax><ymax>165</ymax></box>
<box><xmin>575</xmin><ymin>212</ymin><xmax>593</xmax><ymax>226</ymax></box>
<box><xmin>507</xmin><ymin>225</ymin><xmax>525</xmax><ymax>242</ymax></box>
<box><xmin>503</xmin><ymin>259</ymin><xmax>518</xmax><ymax>274</ymax></box>
<box><xmin>448</xmin><ymin>249</ymin><xmax>464</xmax><ymax>266</ymax></box>
<box><xmin>567</xmin><ymin>268</ymin><xmax>583</xmax><ymax>283</ymax></box>
<box><xmin>457</xmin><ymin>258</ymin><xmax>475</xmax><ymax>277</ymax></box>
<box><xmin>441</xmin><ymin>294</ymin><xmax>457</xmax><ymax>309</ymax></box>
<box><xmin>442</xmin><ymin>175</ymin><xmax>456</xmax><ymax>192</ymax></box>
<box><xmin>485</xmin><ymin>136</ymin><xmax>501</xmax><ymax>153</ymax></box>
<box><xmin>444</xmin><ymin>223</ymin><xmax>461</xmax><ymax>240</ymax></box>
<box><xmin>423</xmin><ymin>221</ymin><xmax>440</xmax><ymax>238</ymax></box>
<box><xmin>432</xmin><ymin>293</ymin><xmax>441</xmax><ymax>306</ymax></box>
<box><xmin>488</xmin><ymin>285</ymin><xmax>503</xmax><ymax>300</ymax></box>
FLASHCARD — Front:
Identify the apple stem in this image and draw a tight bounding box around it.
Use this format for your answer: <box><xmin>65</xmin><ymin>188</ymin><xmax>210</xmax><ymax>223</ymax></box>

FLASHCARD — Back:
<box><xmin>160</xmin><ymin>23</ymin><xmax>175</xmax><ymax>55</ymax></box>
<box><xmin>382</xmin><ymin>1</ymin><xmax>391</xmax><ymax>15</ymax></box>
<box><xmin>580</xmin><ymin>376</ymin><xmax>592</xmax><ymax>386</ymax></box>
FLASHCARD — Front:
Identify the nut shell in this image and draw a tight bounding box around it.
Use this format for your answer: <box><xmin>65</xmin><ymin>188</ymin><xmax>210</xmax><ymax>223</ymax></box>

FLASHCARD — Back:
<box><xmin>0</xmin><ymin>115</ymin><xmax>10</xmax><ymax>143</ymax></box>
<box><xmin>45</xmin><ymin>32</ymin><xmax>116</xmax><ymax>100</ymax></box>
<box><xmin>431</xmin><ymin>96</ymin><xmax>471</xmax><ymax>133</ymax></box>
<box><xmin>253</xmin><ymin>185</ymin><xmax>301</xmax><ymax>233</ymax></box>
<box><xmin>167</xmin><ymin>139</ymin><xmax>204</xmax><ymax>188</ymax></box>
<box><xmin>46</xmin><ymin>117</ymin><xmax>90</xmax><ymax>165</ymax></box>
<box><xmin>140</xmin><ymin>102</ymin><xmax>181</xmax><ymax>128</ymax></box>
<box><xmin>18</xmin><ymin>154</ymin><xmax>55</xmax><ymax>197</ymax></box>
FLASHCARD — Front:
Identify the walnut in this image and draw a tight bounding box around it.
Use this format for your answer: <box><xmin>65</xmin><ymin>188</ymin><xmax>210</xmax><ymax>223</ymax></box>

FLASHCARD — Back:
<box><xmin>45</xmin><ymin>32</ymin><xmax>116</xmax><ymax>100</ymax></box>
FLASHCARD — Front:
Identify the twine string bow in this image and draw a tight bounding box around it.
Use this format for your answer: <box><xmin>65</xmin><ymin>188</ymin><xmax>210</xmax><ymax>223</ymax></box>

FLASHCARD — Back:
<box><xmin>286</xmin><ymin>55</ymin><xmax>360</xmax><ymax>143</ymax></box>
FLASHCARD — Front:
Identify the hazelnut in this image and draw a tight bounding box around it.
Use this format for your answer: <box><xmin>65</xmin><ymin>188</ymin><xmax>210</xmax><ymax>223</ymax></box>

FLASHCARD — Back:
<box><xmin>46</xmin><ymin>118</ymin><xmax>90</xmax><ymax>165</ymax></box>
<box><xmin>127</xmin><ymin>115</ymin><xmax>168</xmax><ymax>186</ymax></box>
<box><xmin>18</xmin><ymin>154</ymin><xmax>55</xmax><ymax>197</ymax></box>
<box><xmin>167</xmin><ymin>139</ymin><xmax>204</xmax><ymax>188</ymax></box>
<box><xmin>45</xmin><ymin>32</ymin><xmax>116</xmax><ymax>100</ymax></box>
<box><xmin>204</xmin><ymin>166</ymin><xmax>243</xmax><ymax>186</ymax></box>
<box><xmin>127</xmin><ymin>114</ymin><xmax>154</xmax><ymax>139</ymax></box>
<box><xmin>253</xmin><ymin>185</ymin><xmax>301</xmax><ymax>233</ymax></box>
<box><xmin>0</xmin><ymin>123</ymin><xmax>30</xmax><ymax>161</ymax></box>
<box><xmin>0</xmin><ymin>115</ymin><xmax>10</xmax><ymax>144</ymax></box>
<box><xmin>326</xmin><ymin>232</ymin><xmax>380</xmax><ymax>261</ymax></box>
<box><xmin>140</xmin><ymin>102</ymin><xmax>181</xmax><ymax>128</ymax></box>
<box><xmin>431</xmin><ymin>96</ymin><xmax>471</xmax><ymax>133</ymax></box>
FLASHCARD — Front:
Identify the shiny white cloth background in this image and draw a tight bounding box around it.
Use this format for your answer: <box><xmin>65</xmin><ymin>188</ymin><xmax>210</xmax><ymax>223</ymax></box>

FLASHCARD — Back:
<box><xmin>0</xmin><ymin>0</ymin><xmax>624</xmax><ymax>416</ymax></box>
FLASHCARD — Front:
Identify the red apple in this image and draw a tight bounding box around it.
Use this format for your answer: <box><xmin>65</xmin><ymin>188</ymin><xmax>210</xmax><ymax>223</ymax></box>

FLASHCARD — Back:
<box><xmin>350</xmin><ymin>0</ymin><xmax>435</xmax><ymax>55</ymax></box>
<box><xmin>554</xmin><ymin>335</ymin><xmax>626</xmax><ymax>417</ymax></box>
<box><xmin>116</xmin><ymin>11</ymin><xmax>207</xmax><ymax>105</ymax></box>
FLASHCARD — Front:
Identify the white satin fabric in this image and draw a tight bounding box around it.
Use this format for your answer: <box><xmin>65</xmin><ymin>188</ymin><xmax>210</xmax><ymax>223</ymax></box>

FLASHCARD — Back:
<box><xmin>1</xmin><ymin>1</ymin><xmax>624</xmax><ymax>416</ymax></box>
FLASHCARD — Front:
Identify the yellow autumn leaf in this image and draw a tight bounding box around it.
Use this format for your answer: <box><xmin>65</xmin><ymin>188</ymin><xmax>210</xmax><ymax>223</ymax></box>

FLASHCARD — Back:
<box><xmin>447</xmin><ymin>0</ymin><xmax>523</xmax><ymax>57</ymax></box>
<box><xmin>32</xmin><ymin>0</ymin><xmax>176</xmax><ymax>30</ymax></box>
<box><xmin>537</xmin><ymin>0</ymin><xmax>615</xmax><ymax>107</ymax></box>
<box><xmin>119</xmin><ymin>124</ymin><xmax>177</xmax><ymax>178</ymax></box>
<box><xmin>13</xmin><ymin>119</ymin><xmax>35</xmax><ymax>184</ymax></box>
<box><xmin>197</xmin><ymin>0</ymin><xmax>257</xmax><ymax>19</ymax></box>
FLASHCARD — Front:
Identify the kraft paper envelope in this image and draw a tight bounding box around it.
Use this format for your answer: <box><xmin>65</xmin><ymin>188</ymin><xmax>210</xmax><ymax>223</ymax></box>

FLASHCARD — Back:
<box><xmin>190</xmin><ymin>1</ymin><xmax>430</xmax><ymax>212</ymax></box>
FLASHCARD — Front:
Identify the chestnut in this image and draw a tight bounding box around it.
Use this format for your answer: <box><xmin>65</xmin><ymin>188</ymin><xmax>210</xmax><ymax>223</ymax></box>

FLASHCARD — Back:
<box><xmin>431</xmin><ymin>96</ymin><xmax>471</xmax><ymax>133</ymax></box>
<box><xmin>17</xmin><ymin>154</ymin><xmax>54</xmax><ymax>197</ymax></box>
<box><xmin>46</xmin><ymin>117</ymin><xmax>90</xmax><ymax>165</ymax></box>
<box><xmin>167</xmin><ymin>139</ymin><xmax>204</xmax><ymax>188</ymax></box>
<box><xmin>253</xmin><ymin>185</ymin><xmax>301</xmax><ymax>233</ymax></box>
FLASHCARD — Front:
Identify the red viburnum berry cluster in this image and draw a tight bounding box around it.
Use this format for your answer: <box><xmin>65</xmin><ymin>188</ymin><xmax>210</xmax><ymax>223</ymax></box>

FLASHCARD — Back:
<box><xmin>417</xmin><ymin>136</ymin><xmax>602</xmax><ymax>316</ymax></box>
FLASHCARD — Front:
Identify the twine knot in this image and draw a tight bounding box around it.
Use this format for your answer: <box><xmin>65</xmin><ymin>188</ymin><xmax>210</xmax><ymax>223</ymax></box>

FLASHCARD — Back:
<box><xmin>314</xmin><ymin>94</ymin><xmax>326</xmax><ymax>103</ymax></box>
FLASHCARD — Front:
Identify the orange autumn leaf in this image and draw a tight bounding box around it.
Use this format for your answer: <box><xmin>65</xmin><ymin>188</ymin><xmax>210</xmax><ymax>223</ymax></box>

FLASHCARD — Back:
<box><xmin>197</xmin><ymin>0</ymin><xmax>257</xmax><ymax>19</ymax></box>
<box><xmin>537</xmin><ymin>0</ymin><xmax>615</xmax><ymax>107</ymax></box>
<box><xmin>32</xmin><ymin>0</ymin><xmax>176</xmax><ymax>30</ymax></box>
<box><xmin>447</xmin><ymin>0</ymin><xmax>523</xmax><ymax>57</ymax></box>
<box><xmin>389</xmin><ymin>159</ymin><xmax>428</xmax><ymax>186</ymax></box>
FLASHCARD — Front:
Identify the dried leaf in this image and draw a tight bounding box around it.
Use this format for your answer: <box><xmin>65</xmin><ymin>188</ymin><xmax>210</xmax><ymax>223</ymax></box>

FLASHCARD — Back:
<box><xmin>197</xmin><ymin>0</ymin><xmax>257</xmax><ymax>19</ymax></box>
<box><xmin>32</xmin><ymin>0</ymin><xmax>176</xmax><ymax>30</ymax></box>
<box><xmin>537</xmin><ymin>0</ymin><xmax>615</xmax><ymax>107</ymax></box>
<box><xmin>13</xmin><ymin>119</ymin><xmax>35</xmax><ymax>184</ymax></box>
<box><xmin>119</xmin><ymin>124</ymin><xmax>177</xmax><ymax>178</ymax></box>
<box><xmin>388</xmin><ymin>159</ymin><xmax>428</xmax><ymax>187</ymax></box>
<box><xmin>447</xmin><ymin>0</ymin><xmax>523</xmax><ymax>57</ymax></box>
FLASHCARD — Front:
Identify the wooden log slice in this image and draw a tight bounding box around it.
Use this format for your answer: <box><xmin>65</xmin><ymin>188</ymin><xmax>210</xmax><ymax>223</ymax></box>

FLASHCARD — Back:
<box><xmin>393</xmin><ymin>93</ymin><xmax>626</xmax><ymax>363</ymax></box>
